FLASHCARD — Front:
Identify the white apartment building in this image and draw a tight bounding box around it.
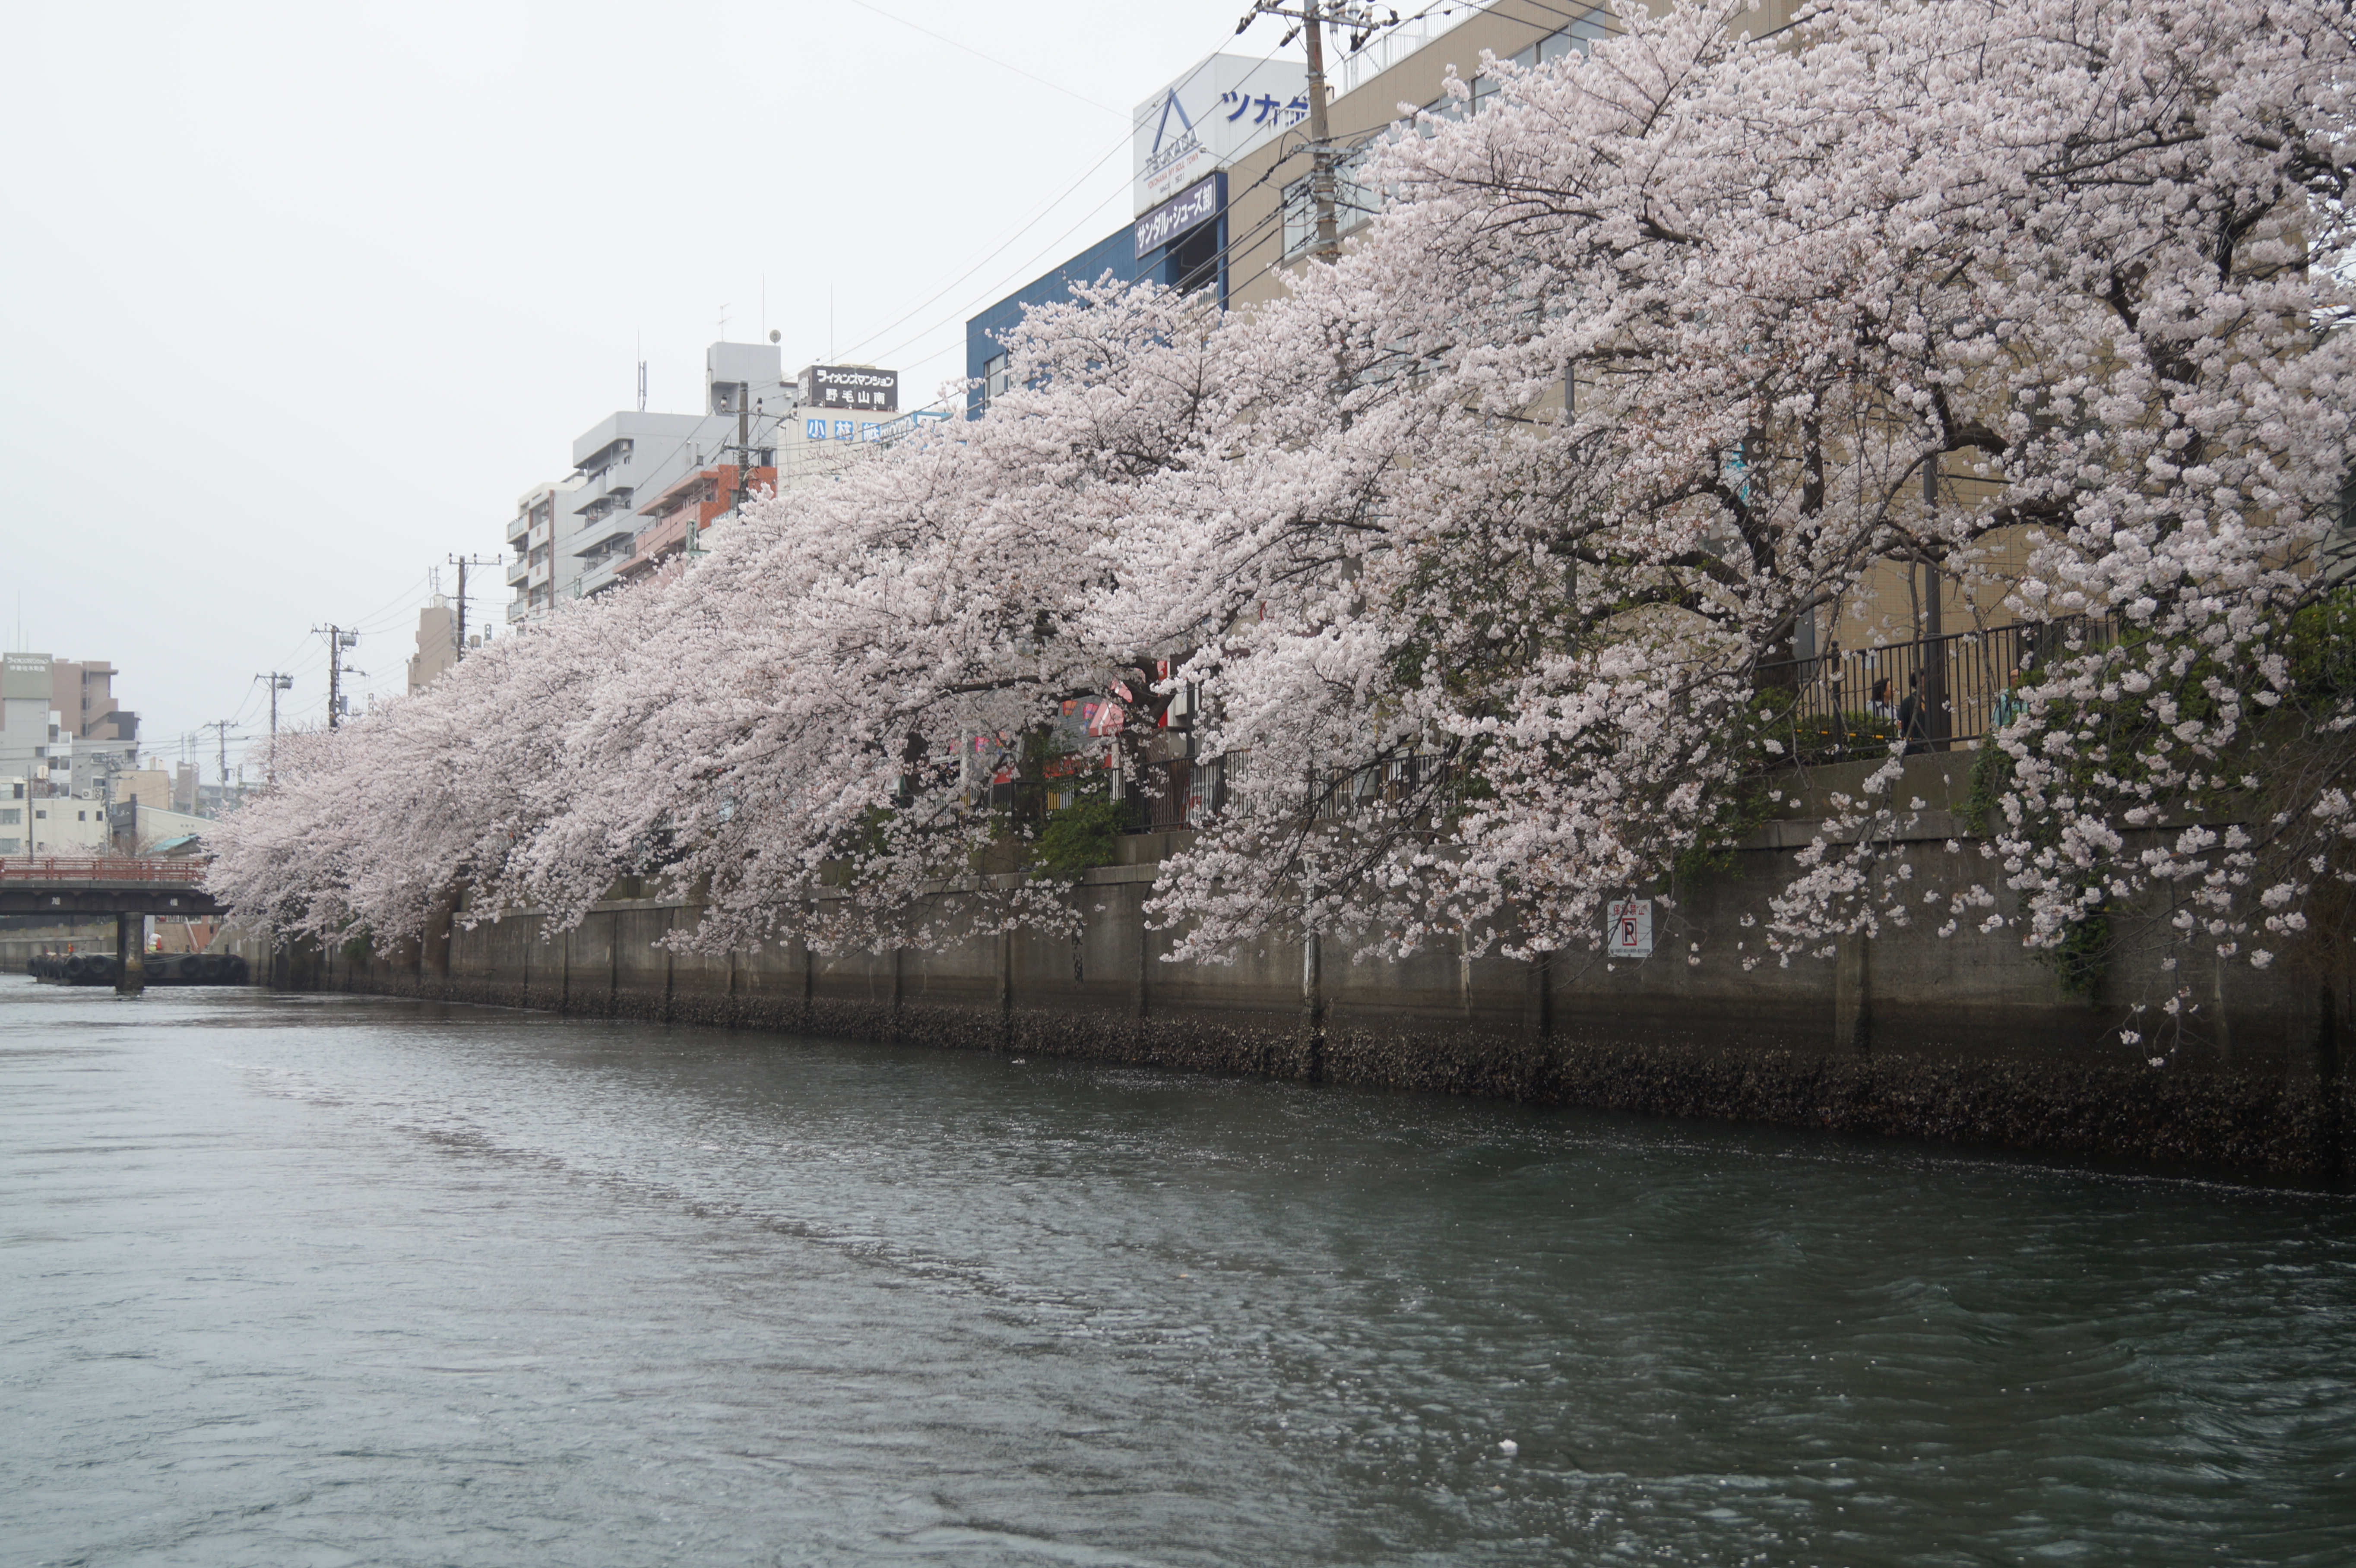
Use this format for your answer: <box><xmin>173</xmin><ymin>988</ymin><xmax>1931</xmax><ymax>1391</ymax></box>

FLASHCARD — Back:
<box><xmin>508</xmin><ymin>343</ymin><xmax>791</xmax><ymax>621</ymax></box>
<box><xmin>1</xmin><ymin>780</ymin><xmax>109</xmax><ymax>857</ymax></box>
<box><xmin>506</xmin><ymin>342</ymin><xmax>922</xmax><ymax>618</ymax></box>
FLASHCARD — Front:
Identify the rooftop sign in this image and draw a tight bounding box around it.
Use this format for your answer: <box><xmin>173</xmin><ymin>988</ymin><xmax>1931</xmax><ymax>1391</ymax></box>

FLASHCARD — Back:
<box><xmin>2</xmin><ymin>652</ymin><xmax>51</xmax><ymax>701</ymax></box>
<box><xmin>801</xmin><ymin>365</ymin><xmax>899</xmax><ymax>414</ymax></box>
<box><xmin>1133</xmin><ymin>53</ymin><xmax>1308</xmax><ymax>214</ymax></box>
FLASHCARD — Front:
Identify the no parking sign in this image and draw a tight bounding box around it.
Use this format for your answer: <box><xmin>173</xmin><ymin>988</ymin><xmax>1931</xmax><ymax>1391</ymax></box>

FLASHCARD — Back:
<box><xmin>1607</xmin><ymin>898</ymin><xmax>1653</xmax><ymax>959</ymax></box>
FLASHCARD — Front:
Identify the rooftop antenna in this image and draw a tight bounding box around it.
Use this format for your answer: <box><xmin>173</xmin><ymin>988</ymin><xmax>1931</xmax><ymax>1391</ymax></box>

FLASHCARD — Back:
<box><xmin>719</xmin><ymin>303</ymin><xmax>730</xmax><ymax>340</ymax></box>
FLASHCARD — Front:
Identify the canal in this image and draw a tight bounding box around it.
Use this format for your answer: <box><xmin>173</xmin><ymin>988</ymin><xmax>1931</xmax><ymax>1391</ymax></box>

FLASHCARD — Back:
<box><xmin>5</xmin><ymin>979</ymin><xmax>2353</xmax><ymax>1566</ymax></box>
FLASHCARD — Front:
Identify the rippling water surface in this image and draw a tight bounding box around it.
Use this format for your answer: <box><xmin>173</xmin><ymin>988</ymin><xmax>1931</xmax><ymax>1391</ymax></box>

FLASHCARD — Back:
<box><xmin>5</xmin><ymin>978</ymin><xmax>2353</xmax><ymax>1566</ymax></box>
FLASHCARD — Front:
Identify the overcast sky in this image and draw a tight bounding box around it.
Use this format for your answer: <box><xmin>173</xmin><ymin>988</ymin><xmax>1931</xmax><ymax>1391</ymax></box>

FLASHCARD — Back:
<box><xmin>0</xmin><ymin>0</ymin><xmax>1333</xmax><ymax>775</ymax></box>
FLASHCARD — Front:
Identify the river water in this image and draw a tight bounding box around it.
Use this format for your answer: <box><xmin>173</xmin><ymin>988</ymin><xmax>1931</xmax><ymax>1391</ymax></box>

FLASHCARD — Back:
<box><xmin>5</xmin><ymin>980</ymin><xmax>2353</xmax><ymax>1567</ymax></box>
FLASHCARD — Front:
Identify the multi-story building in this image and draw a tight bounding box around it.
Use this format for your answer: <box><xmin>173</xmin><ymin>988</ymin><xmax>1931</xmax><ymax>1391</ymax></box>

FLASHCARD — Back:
<box><xmin>966</xmin><ymin>49</ymin><xmax>1311</xmax><ymax>416</ymax></box>
<box><xmin>605</xmin><ymin>460</ymin><xmax>778</xmax><ymax>588</ymax></box>
<box><xmin>407</xmin><ymin>599</ymin><xmax>459</xmax><ymax>694</ymax></box>
<box><xmin>0</xmin><ymin>780</ymin><xmax>108</xmax><ymax>856</ymax></box>
<box><xmin>1220</xmin><ymin>0</ymin><xmax>1621</xmax><ymax>315</ymax></box>
<box><xmin>967</xmin><ymin>228</ymin><xmax>1141</xmax><ymax>419</ymax></box>
<box><xmin>0</xmin><ymin>651</ymin><xmax>138</xmax><ymax>803</ymax></box>
<box><xmin>503</xmin><ymin>481</ymin><xmax>578</xmax><ymax>623</ymax></box>
<box><xmin>509</xmin><ymin>342</ymin><xmax>820</xmax><ymax>620</ymax></box>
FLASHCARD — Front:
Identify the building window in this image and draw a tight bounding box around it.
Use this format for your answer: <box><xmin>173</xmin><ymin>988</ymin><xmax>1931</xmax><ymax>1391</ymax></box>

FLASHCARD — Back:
<box><xmin>0</xmin><ymin>808</ymin><xmax>18</xmax><ymax>825</ymax></box>
<box><xmin>1469</xmin><ymin>13</ymin><xmax>1608</xmax><ymax>115</ymax></box>
<box><xmin>984</xmin><ymin>352</ymin><xmax>1011</xmax><ymax>406</ymax></box>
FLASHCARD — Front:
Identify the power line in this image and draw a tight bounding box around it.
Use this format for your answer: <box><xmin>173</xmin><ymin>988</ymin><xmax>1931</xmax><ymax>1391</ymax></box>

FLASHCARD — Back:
<box><xmin>843</xmin><ymin>0</ymin><xmax>1124</xmax><ymax>116</ymax></box>
<box><xmin>827</xmin><ymin>22</ymin><xmax>1305</xmax><ymax>370</ymax></box>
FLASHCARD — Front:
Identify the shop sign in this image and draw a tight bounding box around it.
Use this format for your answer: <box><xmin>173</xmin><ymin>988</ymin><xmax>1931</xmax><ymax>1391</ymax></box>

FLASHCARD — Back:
<box><xmin>1136</xmin><ymin>175</ymin><xmax>1223</xmax><ymax>259</ymax></box>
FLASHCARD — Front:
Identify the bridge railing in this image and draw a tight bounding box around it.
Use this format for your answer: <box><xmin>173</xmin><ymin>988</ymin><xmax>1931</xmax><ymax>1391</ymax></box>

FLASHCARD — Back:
<box><xmin>0</xmin><ymin>857</ymin><xmax>210</xmax><ymax>885</ymax></box>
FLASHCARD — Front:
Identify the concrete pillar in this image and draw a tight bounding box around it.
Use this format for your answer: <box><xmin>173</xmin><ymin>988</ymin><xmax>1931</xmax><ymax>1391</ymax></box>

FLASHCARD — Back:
<box><xmin>1136</xmin><ymin>894</ymin><xmax>1151</xmax><ymax>1020</ymax></box>
<box><xmin>421</xmin><ymin>884</ymin><xmax>457</xmax><ymax>984</ymax></box>
<box><xmin>1834</xmin><ymin>931</ymin><xmax>1871</xmax><ymax>1058</ymax></box>
<box><xmin>113</xmin><ymin>911</ymin><xmax>144</xmax><ymax>994</ymax></box>
<box><xmin>995</xmin><ymin>927</ymin><xmax>1017</xmax><ymax>1051</ymax></box>
<box><xmin>1458</xmin><ymin>928</ymin><xmax>1473</xmax><ymax>1021</ymax></box>
<box><xmin>1302</xmin><ymin>928</ymin><xmax>1326</xmax><ymax>1080</ymax></box>
<box><xmin>662</xmin><ymin>907</ymin><xmax>677</xmax><ymax>1023</ymax></box>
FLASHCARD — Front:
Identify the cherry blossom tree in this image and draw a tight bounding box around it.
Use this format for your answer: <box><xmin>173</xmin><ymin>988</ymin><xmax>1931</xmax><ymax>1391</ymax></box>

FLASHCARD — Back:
<box><xmin>211</xmin><ymin>0</ymin><xmax>2356</xmax><ymax>1035</ymax></box>
<box><xmin>1132</xmin><ymin>0</ymin><xmax>2356</xmax><ymax>998</ymax></box>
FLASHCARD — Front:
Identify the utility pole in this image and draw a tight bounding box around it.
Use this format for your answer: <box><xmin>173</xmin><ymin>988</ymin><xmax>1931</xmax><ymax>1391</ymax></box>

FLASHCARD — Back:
<box><xmin>1239</xmin><ymin>2</ymin><xmax>1392</xmax><ymax>261</ymax></box>
<box><xmin>448</xmin><ymin>554</ymin><xmax>501</xmax><ymax>659</ymax></box>
<box><xmin>204</xmin><ymin>720</ymin><xmax>229</xmax><ymax>797</ymax></box>
<box><xmin>314</xmin><ymin>625</ymin><xmax>357</xmax><ymax>729</ymax></box>
<box><xmin>256</xmin><ymin>672</ymin><xmax>292</xmax><ymax>780</ymax></box>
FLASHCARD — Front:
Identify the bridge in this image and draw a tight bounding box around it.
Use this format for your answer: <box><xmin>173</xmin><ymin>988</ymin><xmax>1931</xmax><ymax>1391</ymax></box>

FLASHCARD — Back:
<box><xmin>1</xmin><ymin>858</ymin><xmax>222</xmax><ymax>992</ymax></box>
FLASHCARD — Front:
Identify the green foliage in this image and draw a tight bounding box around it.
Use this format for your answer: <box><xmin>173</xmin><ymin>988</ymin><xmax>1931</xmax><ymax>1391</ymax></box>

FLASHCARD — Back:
<box><xmin>1748</xmin><ymin>688</ymin><xmax>1900</xmax><ymax>768</ymax></box>
<box><xmin>2285</xmin><ymin>587</ymin><xmax>2356</xmax><ymax>705</ymax></box>
<box><xmin>2050</xmin><ymin>904</ymin><xmax>2113</xmax><ymax>999</ymax></box>
<box><xmin>1963</xmin><ymin>735</ymin><xmax>2011</xmax><ymax>838</ymax></box>
<box><xmin>1672</xmin><ymin>778</ymin><xmax>1773</xmax><ymax>882</ymax></box>
<box><xmin>1029</xmin><ymin>795</ymin><xmax>1136</xmax><ymax>875</ymax></box>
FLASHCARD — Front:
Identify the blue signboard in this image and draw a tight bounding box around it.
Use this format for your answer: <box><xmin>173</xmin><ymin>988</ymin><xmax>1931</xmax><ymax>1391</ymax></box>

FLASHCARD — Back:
<box><xmin>1136</xmin><ymin>174</ymin><xmax>1223</xmax><ymax>260</ymax></box>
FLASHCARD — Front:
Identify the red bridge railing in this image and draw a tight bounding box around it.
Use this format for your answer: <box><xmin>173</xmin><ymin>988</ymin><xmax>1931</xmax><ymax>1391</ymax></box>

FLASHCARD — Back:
<box><xmin>0</xmin><ymin>857</ymin><xmax>210</xmax><ymax>885</ymax></box>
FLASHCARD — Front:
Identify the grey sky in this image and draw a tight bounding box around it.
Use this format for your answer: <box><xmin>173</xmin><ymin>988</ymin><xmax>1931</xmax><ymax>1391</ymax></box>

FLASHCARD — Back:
<box><xmin>0</xmin><ymin>0</ymin><xmax>1293</xmax><ymax>774</ymax></box>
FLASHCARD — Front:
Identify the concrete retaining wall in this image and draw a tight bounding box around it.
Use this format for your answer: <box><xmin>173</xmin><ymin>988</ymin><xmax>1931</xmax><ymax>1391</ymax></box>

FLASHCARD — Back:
<box><xmin>264</xmin><ymin>754</ymin><xmax>2353</xmax><ymax>1184</ymax></box>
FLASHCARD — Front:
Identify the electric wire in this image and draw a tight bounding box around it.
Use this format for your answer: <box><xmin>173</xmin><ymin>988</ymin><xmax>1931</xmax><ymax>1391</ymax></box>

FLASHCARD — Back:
<box><xmin>852</xmin><ymin>0</ymin><xmax>1632</xmax><ymax>392</ymax></box>
<box><xmin>828</xmin><ymin>25</ymin><xmax>1306</xmax><ymax>373</ymax></box>
<box><xmin>844</xmin><ymin>0</ymin><xmax>1124</xmax><ymax>115</ymax></box>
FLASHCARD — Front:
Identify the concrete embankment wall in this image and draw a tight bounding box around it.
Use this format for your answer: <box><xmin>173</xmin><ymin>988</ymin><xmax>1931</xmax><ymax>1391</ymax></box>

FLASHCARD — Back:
<box><xmin>1</xmin><ymin>926</ymin><xmax>115</xmax><ymax>967</ymax></box>
<box><xmin>269</xmin><ymin>755</ymin><xmax>2352</xmax><ymax>1184</ymax></box>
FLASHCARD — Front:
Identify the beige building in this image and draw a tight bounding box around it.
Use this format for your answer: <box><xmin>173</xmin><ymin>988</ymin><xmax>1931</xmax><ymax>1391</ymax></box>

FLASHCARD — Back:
<box><xmin>408</xmin><ymin>600</ymin><xmax>458</xmax><ymax>694</ymax></box>
<box><xmin>1214</xmin><ymin>0</ymin><xmax>2027</xmax><ymax>737</ymax></box>
<box><xmin>113</xmin><ymin>768</ymin><xmax>172</xmax><ymax>811</ymax></box>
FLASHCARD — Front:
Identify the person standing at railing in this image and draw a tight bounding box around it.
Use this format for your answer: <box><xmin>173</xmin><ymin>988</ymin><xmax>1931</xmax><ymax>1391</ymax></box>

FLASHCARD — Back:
<box><xmin>1991</xmin><ymin>667</ymin><xmax>2026</xmax><ymax>731</ymax></box>
<box><xmin>1898</xmin><ymin>673</ymin><xmax>1932</xmax><ymax>756</ymax></box>
<box><xmin>1869</xmin><ymin>677</ymin><xmax>1896</xmax><ymax>723</ymax></box>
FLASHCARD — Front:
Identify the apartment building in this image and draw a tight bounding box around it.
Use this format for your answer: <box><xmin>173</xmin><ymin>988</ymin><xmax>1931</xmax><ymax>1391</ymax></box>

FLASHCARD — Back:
<box><xmin>407</xmin><ymin>600</ymin><xmax>458</xmax><ymax>694</ymax></box>
<box><xmin>0</xmin><ymin>650</ymin><xmax>138</xmax><ymax>801</ymax></box>
<box><xmin>965</xmin><ymin>49</ymin><xmax>1310</xmax><ymax>415</ymax></box>
<box><xmin>0</xmin><ymin>780</ymin><xmax>108</xmax><ymax>856</ymax></box>
<box><xmin>507</xmin><ymin>341</ymin><xmax>794</xmax><ymax>621</ymax></box>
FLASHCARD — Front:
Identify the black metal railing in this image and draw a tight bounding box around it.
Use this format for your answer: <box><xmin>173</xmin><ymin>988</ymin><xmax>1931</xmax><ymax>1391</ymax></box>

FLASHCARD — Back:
<box><xmin>1756</xmin><ymin>616</ymin><xmax>2116</xmax><ymax>758</ymax></box>
<box><xmin>1130</xmin><ymin>747</ymin><xmax>1464</xmax><ymax>832</ymax></box>
<box><xmin>1115</xmin><ymin>619</ymin><xmax>2122</xmax><ymax>830</ymax></box>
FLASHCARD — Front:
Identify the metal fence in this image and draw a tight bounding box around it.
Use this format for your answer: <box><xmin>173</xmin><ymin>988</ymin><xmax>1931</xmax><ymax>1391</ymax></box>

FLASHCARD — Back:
<box><xmin>0</xmin><ymin>856</ymin><xmax>209</xmax><ymax>884</ymax></box>
<box><xmin>1133</xmin><ymin>747</ymin><xmax>1459</xmax><ymax>831</ymax></box>
<box><xmin>1118</xmin><ymin>618</ymin><xmax>2122</xmax><ymax>831</ymax></box>
<box><xmin>1757</xmin><ymin>616</ymin><xmax>2116</xmax><ymax>756</ymax></box>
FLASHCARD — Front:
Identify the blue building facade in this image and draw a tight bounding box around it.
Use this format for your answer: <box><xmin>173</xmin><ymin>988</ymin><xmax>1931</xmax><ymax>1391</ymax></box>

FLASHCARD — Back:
<box><xmin>965</xmin><ymin>177</ymin><xmax>1230</xmax><ymax>418</ymax></box>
